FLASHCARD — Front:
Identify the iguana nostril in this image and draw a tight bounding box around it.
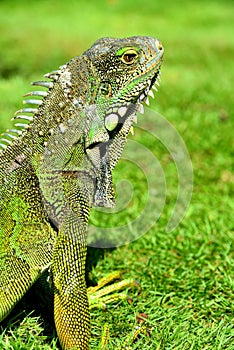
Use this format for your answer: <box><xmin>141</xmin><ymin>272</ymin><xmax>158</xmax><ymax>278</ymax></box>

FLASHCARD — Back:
<box><xmin>155</xmin><ymin>39</ymin><xmax>163</xmax><ymax>52</ymax></box>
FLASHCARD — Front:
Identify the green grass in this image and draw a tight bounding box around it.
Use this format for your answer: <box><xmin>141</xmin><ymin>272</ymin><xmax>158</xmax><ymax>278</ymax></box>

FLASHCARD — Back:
<box><xmin>0</xmin><ymin>0</ymin><xmax>233</xmax><ymax>349</ymax></box>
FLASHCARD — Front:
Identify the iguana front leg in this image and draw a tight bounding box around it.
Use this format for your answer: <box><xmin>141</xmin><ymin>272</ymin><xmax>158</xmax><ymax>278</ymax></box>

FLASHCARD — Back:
<box><xmin>53</xmin><ymin>223</ymin><xmax>90</xmax><ymax>349</ymax></box>
<box><xmin>39</xmin><ymin>166</ymin><xmax>92</xmax><ymax>349</ymax></box>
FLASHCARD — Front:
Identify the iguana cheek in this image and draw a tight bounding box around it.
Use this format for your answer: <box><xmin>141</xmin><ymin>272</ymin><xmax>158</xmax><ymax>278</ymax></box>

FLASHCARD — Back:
<box><xmin>117</xmin><ymin>106</ymin><xmax>127</xmax><ymax>117</ymax></box>
<box><xmin>105</xmin><ymin>113</ymin><xmax>119</xmax><ymax>131</ymax></box>
<box><xmin>104</xmin><ymin>106</ymin><xmax>131</xmax><ymax>132</ymax></box>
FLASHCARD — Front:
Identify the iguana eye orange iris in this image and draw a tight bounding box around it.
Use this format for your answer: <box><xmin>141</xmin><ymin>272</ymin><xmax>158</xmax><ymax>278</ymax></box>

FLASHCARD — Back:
<box><xmin>120</xmin><ymin>49</ymin><xmax>138</xmax><ymax>64</ymax></box>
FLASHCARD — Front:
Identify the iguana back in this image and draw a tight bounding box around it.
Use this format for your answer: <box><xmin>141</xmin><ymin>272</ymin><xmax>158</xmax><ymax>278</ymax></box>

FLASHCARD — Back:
<box><xmin>0</xmin><ymin>36</ymin><xmax>163</xmax><ymax>349</ymax></box>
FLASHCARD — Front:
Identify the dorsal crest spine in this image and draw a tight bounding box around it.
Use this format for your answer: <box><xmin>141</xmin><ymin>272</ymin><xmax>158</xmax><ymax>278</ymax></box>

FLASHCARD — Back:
<box><xmin>0</xmin><ymin>74</ymin><xmax>56</xmax><ymax>151</ymax></box>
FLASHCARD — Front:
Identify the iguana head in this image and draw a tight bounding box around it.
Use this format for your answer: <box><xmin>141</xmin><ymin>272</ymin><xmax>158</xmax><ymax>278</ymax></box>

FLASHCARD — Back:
<box><xmin>81</xmin><ymin>36</ymin><xmax>164</xmax><ymax>206</ymax></box>
<box><xmin>83</xmin><ymin>36</ymin><xmax>164</xmax><ymax>129</ymax></box>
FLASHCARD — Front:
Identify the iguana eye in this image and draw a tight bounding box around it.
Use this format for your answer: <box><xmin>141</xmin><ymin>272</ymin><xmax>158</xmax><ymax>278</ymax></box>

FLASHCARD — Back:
<box><xmin>120</xmin><ymin>49</ymin><xmax>138</xmax><ymax>65</ymax></box>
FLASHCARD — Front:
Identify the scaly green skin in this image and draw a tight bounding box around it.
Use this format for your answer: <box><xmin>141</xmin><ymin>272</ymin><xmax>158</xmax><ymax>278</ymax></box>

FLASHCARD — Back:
<box><xmin>0</xmin><ymin>36</ymin><xmax>163</xmax><ymax>349</ymax></box>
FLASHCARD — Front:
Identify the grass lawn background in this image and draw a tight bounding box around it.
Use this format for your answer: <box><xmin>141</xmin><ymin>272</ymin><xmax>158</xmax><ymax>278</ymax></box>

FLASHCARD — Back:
<box><xmin>0</xmin><ymin>0</ymin><xmax>233</xmax><ymax>349</ymax></box>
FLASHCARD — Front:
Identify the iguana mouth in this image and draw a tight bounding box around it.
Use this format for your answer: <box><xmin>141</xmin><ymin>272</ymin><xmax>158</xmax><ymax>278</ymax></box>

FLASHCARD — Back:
<box><xmin>137</xmin><ymin>70</ymin><xmax>161</xmax><ymax>110</ymax></box>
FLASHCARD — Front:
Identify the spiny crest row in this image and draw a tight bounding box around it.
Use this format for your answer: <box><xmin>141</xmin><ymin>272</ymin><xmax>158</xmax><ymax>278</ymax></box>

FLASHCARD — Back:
<box><xmin>0</xmin><ymin>70</ymin><xmax>60</xmax><ymax>151</ymax></box>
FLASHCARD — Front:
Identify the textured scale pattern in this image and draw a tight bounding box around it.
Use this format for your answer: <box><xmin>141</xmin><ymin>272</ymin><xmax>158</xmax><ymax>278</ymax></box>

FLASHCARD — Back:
<box><xmin>0</xmin><ymin>36</ymin><xmax>163</xmax><ymax>349</ymax></box>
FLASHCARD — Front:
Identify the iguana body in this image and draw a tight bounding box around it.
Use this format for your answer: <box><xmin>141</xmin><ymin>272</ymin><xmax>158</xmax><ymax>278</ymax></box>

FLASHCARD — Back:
<box><xmin>0</xmin><ymin>36</ymin><xmax>163</xmax><ymax>349</ymax></box>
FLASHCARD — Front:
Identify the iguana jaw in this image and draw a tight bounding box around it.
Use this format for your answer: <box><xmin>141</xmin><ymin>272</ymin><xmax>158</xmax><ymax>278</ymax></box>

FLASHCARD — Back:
<box><xmin>137</xmin><ymin>69</ymin><xmax>162</xmax><ymax>108</ymax></box>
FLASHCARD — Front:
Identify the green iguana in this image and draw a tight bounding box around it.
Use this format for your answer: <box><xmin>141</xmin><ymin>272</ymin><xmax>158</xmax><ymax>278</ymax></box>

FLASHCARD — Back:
<box><xmin>0</xmin><ymin>36</ymin><xmax>164</xmax><ymax>349</ymax></box>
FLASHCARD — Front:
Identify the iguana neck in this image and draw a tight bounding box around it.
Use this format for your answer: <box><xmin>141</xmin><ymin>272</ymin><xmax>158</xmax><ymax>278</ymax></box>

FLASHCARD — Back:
<box><xmin>0</xmin><ymin>56</ymin><xmax>101</xmax><ymax>160</ymax></box>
